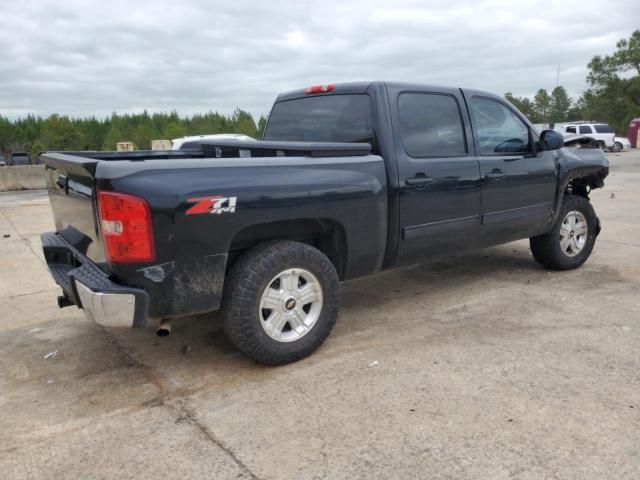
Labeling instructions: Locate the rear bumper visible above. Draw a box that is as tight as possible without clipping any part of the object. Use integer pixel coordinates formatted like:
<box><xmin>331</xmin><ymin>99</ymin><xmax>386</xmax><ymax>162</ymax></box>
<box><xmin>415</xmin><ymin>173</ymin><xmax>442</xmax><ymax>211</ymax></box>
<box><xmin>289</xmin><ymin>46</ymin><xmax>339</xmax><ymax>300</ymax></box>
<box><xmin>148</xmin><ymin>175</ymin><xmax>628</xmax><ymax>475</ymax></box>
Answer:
<box><xmin>41</xmin><ymin>232</ymin><xmax>149</xmax><ymax>328</ymax></box>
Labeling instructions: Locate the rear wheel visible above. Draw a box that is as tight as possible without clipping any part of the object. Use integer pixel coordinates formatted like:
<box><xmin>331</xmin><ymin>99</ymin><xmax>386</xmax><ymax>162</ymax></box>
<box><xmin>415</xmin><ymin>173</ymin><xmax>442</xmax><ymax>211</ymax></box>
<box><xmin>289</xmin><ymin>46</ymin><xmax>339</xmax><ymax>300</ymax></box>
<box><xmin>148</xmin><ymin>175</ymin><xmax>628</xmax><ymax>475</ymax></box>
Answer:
<box><xmin>222</xmin><ymin>240</ymin><xmax>340</xmax><ymax>365</ymax></box>
<box><xmin>530</xmin><ymin>195</ymin><xmax>598</xmax><ymax>270</ymax></box>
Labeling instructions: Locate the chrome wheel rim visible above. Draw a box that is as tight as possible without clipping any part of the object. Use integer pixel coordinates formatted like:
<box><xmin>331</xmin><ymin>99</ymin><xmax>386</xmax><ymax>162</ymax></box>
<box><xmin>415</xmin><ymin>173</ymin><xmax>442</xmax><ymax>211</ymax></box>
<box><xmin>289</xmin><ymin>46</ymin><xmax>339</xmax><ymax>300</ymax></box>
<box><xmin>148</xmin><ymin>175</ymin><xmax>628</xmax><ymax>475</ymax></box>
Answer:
<box><xmin>560</xmin><ymin>211</ymin><xmax>588</xmax><ymax>257</ymax></box>
<box><xmin>259</xmin><ymin>268</ymin><xmax>323</xmax><ymax>342</ymax></box>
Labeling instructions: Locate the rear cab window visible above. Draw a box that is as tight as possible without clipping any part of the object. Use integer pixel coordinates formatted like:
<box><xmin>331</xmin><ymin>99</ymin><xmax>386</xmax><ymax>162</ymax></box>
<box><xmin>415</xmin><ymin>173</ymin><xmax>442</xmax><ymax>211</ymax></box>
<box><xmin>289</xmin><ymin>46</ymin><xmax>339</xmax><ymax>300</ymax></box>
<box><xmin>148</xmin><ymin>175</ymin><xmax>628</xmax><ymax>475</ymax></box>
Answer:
<box><xmin>264</xmin><ymin>94</ymin><xmax>373</xmax><ymax>144</ymax></box>
<box><xmin>397</xmin><ymin>93</ymin><xmax>467</xmax><ymax>157</ymax></box>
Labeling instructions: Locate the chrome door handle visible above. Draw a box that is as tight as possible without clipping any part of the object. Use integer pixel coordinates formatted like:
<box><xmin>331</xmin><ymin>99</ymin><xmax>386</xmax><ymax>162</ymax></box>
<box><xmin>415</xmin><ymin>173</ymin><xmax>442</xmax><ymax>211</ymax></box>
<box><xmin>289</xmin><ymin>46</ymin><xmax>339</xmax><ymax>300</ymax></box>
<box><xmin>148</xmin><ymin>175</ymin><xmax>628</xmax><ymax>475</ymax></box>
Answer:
<box><xmin>406</xmin><ymin>175</ymin><xmax>433</xmax><ymax>186</ymax></box>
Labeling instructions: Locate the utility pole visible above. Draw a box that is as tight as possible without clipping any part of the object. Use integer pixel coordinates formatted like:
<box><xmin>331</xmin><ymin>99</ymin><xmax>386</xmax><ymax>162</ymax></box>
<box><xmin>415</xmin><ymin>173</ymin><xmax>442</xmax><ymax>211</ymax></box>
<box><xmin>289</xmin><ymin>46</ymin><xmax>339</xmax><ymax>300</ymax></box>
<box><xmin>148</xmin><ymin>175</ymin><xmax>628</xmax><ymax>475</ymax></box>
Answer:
<box><xmin>556</xmin><ymin>64</ymin><xmax>560</xmax><ymax>89</ymax></box>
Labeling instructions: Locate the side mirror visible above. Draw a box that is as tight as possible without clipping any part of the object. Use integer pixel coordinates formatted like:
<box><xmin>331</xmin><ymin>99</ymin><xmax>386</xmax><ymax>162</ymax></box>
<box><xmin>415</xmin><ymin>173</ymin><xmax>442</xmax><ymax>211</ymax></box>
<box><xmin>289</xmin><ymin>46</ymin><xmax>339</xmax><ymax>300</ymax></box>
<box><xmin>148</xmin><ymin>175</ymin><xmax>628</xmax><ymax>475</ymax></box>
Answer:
<box><xmin>540</xmin><ymin>129</ymin><xmax>564</xmax><ymax>151</ymax></box>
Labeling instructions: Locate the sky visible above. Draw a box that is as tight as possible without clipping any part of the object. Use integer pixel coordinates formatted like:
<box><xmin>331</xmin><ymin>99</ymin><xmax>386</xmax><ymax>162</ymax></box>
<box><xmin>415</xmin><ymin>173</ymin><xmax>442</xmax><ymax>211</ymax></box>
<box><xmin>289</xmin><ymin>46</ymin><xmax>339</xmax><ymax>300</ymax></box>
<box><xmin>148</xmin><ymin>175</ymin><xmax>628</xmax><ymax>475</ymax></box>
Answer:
<box><xmin>1</xmin><ymin>0</ymin><xmax>638</xmax><ymax>120</ymax></box>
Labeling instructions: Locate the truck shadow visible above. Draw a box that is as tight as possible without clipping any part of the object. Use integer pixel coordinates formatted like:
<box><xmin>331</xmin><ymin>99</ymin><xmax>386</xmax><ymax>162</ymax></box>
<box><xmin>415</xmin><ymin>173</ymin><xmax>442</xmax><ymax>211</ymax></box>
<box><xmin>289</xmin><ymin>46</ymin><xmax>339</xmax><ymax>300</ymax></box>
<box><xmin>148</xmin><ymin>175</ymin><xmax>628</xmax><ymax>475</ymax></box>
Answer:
<box><xmin>143</xmin><ymin>243</ymin><xmax>540</xmax><ymax>356</ymax></box>
<box><xmin>100</xmin><ymin>240</ymin><xmax>624</xmax><ymax>396</ymax></box>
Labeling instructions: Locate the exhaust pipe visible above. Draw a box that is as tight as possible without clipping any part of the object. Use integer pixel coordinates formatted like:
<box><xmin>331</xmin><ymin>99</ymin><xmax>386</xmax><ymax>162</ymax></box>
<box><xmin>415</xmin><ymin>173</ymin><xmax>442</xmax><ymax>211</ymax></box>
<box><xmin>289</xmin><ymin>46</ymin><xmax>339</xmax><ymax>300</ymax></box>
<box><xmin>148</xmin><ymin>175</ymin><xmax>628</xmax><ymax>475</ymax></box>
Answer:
<box><xmin>57</xmin><ymin>295</ymin><xmax>73</xmax><ymax>308</ymax></box>
<box><xmin>157</xmin><ymin>319</ymin><xmax>172</xmax><ymax>337</ymax></box>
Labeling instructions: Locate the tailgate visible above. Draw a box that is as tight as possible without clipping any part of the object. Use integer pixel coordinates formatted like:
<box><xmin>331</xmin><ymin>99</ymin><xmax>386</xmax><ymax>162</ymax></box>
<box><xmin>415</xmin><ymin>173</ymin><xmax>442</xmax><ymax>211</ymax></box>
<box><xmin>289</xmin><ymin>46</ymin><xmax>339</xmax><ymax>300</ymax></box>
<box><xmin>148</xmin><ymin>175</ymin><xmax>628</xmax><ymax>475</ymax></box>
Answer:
<box><xmin>43</xmin><ymin>153</ymin><xmax>106</xmax><ymax>264</ymax></box>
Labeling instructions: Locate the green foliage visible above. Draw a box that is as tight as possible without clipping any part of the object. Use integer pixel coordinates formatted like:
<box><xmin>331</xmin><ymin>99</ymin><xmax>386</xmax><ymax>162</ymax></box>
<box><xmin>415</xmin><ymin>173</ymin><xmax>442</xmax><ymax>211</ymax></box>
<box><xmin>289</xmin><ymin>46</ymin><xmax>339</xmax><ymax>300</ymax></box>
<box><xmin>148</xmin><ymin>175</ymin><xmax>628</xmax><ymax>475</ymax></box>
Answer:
<box><xmin>41</xmin><ymin>114</ymin><xmax>85</xmax><ymax>151</ymax></box>
<box><xmin>30</xmin><ymin>140</ymin><xmax>45</xmax><ymax>160</ymax></box>
<box><xmin>0</xmin><ymin>109</ymin><xmax>262</xmax><ymax>156</ymax></box>
<box><xmin>505</xmin><ymin>92</ymin><xmax>537</xmax><ymax>121</ymax></box>
<box><xmin>533</xmin><ymin>89</ymin><xmax>552</xmax><ymax>121</ymax></box>
<box><xmin>549</xmin><ymin>86</ymin><xmax>572</xmax><ymax>123</ymax></box>
<box><xmin>102</xmin><ymin>124</ymin><xmax>125</xmax><ymax>150</ymax></box>
<box><xmin>257</xmin><ymin>115</ymin><xmax>267</xmax><ymax>139</ymax></box>
<box><xmin>582</xmin><ymin>30</ymin><xmax>640</xmax><ymax>133</ymax></box>
<box><xmin>162</xmin><ymin>121</ymin><xmax>188</xmax><ymax>140</ymax></box>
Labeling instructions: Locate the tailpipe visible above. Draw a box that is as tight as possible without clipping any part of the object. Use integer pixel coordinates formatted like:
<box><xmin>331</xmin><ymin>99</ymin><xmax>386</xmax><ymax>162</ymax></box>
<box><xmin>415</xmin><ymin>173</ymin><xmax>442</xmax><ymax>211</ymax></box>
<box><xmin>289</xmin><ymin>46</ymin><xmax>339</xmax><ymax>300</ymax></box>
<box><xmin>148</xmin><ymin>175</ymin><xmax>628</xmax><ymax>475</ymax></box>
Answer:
<box><xmin>57</xmin><ymin>294</ymin><xmax>73</xmax><ymax>308</ymax></box>
<box><xmin>156</xmin><ymin>319</ymin><xmax>172</xmax><ymax>337</ymax></box>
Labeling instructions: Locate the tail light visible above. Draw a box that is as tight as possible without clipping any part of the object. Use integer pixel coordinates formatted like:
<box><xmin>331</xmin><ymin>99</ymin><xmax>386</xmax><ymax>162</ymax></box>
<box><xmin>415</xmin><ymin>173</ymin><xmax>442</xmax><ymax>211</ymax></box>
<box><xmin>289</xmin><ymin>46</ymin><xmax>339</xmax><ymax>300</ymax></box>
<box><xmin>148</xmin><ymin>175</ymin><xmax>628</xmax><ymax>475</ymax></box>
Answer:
<box><xmin>304</xmin><ymin>84</ymin><xmax>334</xmax><ymax>94</ymax></box>
<box><xmin>97</xmin><ymin>191</ymin><xmax>155</xmax><ymax>263</ymax></box>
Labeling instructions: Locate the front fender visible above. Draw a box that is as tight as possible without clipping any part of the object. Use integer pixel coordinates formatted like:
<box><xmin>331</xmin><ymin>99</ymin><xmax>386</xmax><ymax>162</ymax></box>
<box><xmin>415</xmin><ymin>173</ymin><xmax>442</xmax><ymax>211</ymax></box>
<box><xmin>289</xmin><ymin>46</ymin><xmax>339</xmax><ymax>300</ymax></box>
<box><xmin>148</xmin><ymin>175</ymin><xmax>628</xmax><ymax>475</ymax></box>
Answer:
<box><xmin>550</xmin><ymin>147</ymin><xmax>609</xmax><ymax>226</ymax></box>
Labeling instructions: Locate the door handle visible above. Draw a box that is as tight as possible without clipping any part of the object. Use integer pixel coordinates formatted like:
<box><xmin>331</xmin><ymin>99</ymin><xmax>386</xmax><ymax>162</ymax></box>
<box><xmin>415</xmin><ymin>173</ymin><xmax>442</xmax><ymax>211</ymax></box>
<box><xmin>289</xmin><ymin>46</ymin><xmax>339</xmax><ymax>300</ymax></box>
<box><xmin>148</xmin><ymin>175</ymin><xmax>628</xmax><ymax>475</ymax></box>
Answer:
<box><xmin>406</xmin><ymin>174</ymin><xmax>433</xmax><ymax>186</ymax></box>
<box><xmin>485</xmin><ymin>170</ymin><xmax>506</xmax><ymax>182</ymax></box>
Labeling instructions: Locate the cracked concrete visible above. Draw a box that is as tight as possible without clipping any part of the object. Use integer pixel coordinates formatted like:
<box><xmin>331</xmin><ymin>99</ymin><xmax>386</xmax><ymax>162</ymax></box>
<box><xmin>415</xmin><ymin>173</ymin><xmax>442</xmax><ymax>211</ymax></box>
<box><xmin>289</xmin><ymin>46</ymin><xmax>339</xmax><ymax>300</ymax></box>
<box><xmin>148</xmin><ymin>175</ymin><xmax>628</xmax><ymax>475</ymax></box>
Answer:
<box><xmin>0</xmin><ymin>150</ymin><xmax>639</xmax><ymax>479</ymax></box>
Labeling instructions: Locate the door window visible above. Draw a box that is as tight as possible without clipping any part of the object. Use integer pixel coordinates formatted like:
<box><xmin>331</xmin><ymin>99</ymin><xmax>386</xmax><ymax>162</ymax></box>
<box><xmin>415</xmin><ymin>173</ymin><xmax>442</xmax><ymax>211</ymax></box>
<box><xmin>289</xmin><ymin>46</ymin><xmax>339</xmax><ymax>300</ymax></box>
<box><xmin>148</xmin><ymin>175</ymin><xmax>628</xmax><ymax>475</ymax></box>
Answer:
<box><xmin>565</xmin><ymin>126</ymin><xmax>576</xmax><ymax>134</ymax></box>
<box><xmin>579</xmin><ymin>125</ymin><xmax>593</xmax><ymax>134</ymax></box>
<box><xmin>469</xmin><ymin>98</ymin><xmax>530</xmax><ymax>154</ymax></box>
<box><xmin>398</xmin><ymin>93</ymin><xmax>466</xmax><ymax>157</ymax></box>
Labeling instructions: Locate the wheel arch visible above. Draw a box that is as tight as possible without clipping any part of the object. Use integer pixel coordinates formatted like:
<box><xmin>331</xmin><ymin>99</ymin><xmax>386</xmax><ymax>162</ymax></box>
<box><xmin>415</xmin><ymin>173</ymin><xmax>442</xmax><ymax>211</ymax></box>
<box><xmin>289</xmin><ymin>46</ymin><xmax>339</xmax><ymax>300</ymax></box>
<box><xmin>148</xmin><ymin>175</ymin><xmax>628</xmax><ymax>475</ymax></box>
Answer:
<box><xmin>226</xmin><ymin>218</ymin><xmax>349</xmax><ymax>280</ymax></box>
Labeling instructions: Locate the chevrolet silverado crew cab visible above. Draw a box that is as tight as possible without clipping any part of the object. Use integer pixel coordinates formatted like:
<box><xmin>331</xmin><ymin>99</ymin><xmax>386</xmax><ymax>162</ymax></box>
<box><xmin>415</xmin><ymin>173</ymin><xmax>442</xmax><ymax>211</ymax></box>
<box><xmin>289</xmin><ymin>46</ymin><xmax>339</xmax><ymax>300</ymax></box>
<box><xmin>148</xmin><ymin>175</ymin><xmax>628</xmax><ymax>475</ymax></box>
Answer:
<box><xmin>41</xmin><ymin>82</ymin><xmax>609</xmax><ymax>365</ymax></box>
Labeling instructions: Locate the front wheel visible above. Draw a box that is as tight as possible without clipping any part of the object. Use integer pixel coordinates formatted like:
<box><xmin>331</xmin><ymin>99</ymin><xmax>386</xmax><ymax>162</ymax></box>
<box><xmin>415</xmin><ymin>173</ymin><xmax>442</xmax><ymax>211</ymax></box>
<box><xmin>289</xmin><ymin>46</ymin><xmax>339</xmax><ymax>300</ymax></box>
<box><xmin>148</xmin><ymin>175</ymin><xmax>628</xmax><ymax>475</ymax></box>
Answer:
<box><xmin>530</xmin><ymin>195</ymin><xmax>599</xmax><ymax>270</ymax></box>
<box><xmin>222</xmin><ymin>240</ymin><xmax>340</xmax><ymax>365</ymax></box>
<box><xmin>611</xmin><ymin>141</ymin><xmax>623</xmax><ymax>153</ymax></box>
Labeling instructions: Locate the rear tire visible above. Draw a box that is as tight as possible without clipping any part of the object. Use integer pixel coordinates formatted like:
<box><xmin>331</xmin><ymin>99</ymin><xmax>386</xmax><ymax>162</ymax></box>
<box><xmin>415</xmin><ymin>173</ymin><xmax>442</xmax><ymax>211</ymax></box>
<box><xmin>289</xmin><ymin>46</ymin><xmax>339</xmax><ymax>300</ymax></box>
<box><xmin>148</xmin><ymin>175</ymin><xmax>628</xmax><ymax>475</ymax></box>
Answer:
<box><xmin>530</xmin><ymin>195</ymin><xmax>598</xmax><ymax>270</ymax></box>
<box><xmin>222</xmin><ymin>240</ymin><xmax>340</xmax><ymax>365</ymax></box>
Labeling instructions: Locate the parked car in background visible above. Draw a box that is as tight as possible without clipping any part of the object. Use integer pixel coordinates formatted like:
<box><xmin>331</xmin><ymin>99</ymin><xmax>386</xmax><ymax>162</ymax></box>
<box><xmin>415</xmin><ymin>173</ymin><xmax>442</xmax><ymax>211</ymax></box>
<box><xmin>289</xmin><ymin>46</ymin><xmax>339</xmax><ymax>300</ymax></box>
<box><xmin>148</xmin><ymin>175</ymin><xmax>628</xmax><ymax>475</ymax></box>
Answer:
<box><xmin>9</xmin><ymin>152</ymin><xmax>31</xmax><ymax>165</ymax></box>
<box><xmin>0</xmin><ymin>160</ymin><xmax>6</xmax><ymax>167</ymax></box>
<box><xmin>611</xmin><ymin>136</ymin><xmax>631</xmax><ymax>152</ymax></box>
<box><xmin>554</xmin><ymin>122</ymin><xmax>615</xmax><ymax>150</ymax></box>
<box><xmin>171</xmin><ymin>133</ymin><xmax>254</xmax><ymax>150</ymax></box>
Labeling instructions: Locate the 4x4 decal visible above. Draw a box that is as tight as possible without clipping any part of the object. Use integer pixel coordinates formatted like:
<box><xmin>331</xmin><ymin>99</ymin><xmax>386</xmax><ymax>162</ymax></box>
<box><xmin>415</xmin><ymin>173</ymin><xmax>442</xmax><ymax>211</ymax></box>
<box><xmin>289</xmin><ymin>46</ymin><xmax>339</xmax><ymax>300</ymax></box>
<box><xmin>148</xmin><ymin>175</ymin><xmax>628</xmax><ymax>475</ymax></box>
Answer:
<box><xmin>186</xmin><ymin>196</ymin><xmax>237</xmax><ymax>215</ymax></box>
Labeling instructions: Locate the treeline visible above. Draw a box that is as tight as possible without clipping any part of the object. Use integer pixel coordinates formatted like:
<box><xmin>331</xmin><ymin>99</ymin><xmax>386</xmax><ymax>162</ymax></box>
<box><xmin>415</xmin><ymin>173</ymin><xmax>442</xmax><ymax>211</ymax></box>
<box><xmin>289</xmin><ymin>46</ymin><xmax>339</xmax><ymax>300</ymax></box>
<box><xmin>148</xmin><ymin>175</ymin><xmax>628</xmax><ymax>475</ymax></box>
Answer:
<box><xmin>0</xmin><ymin>109</ymin><xmax>267</xmax><ymax>158</ymax></box>
<box><xmin>506</xmin><ymin>30</ymin><xmax>640</xmax><ymax>134</ymax></box>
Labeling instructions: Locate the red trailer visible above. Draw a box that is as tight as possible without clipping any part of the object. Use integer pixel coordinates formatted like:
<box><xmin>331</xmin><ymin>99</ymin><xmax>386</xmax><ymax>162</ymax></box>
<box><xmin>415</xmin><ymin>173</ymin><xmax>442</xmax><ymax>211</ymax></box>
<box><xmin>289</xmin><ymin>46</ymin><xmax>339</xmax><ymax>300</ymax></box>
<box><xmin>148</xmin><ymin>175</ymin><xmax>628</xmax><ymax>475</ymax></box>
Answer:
<box><xmin>628</xmin><ymin>118</ymin><xmax>640</xmax><ymax>148</ymax></box>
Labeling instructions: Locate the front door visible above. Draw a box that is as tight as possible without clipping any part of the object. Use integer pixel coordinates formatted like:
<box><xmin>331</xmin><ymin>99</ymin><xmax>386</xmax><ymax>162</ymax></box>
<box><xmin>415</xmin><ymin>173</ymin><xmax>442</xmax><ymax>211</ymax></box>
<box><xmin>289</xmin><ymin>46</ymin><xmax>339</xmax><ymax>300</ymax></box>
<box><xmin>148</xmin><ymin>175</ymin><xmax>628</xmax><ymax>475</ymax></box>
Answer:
<box><xmin>390</xmin><ymin>85</ymin><xmax>482</xmax><ymax>265</ymax></box>
<box><xmin>464</xmin><ymin>93</ymin><xmax>558</xmax><ymax>242</ymax></box>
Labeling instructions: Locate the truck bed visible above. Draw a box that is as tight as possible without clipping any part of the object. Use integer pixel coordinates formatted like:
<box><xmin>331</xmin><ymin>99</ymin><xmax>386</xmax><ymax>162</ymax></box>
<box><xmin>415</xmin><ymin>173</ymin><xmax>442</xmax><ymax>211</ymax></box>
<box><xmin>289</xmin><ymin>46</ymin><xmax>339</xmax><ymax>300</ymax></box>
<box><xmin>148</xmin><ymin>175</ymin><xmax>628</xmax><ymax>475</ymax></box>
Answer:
<box><xmin>42</xmin><ymin>140</ymin><xmax>387</xmax><ymax>320</ymax></box>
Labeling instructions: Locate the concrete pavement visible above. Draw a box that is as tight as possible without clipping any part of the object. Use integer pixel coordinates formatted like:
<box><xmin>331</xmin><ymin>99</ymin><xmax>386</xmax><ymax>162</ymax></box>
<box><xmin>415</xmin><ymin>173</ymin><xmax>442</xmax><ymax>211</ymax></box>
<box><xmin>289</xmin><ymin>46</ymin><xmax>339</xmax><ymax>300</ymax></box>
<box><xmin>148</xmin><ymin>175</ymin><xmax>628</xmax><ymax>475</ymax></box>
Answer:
<box><xmin>1</xmin><ymin>150</ymin><xmax>639</xmax><ymax>479</ymax></box>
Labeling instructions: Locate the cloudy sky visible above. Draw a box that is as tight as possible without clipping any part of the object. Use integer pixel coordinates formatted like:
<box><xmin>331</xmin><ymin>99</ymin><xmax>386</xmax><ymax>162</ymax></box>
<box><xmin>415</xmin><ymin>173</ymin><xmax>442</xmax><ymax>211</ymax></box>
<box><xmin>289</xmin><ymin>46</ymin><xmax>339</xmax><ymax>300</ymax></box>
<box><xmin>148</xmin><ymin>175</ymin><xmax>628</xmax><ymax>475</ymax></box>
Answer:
<box><xmin>1</xmin><ymin>0</ymin><xmax>638</xmax><ymax>120</ymax></box>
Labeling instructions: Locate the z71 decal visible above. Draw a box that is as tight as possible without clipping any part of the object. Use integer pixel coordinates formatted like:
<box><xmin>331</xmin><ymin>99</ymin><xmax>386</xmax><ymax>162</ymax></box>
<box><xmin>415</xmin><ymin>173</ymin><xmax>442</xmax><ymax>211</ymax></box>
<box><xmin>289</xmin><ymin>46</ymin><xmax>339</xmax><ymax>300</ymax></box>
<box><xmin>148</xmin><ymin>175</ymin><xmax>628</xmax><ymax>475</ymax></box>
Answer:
<box><xmin>186</xmin><ymin>196</ymin><xmax>237</xmax><ymax>215</ymax></box>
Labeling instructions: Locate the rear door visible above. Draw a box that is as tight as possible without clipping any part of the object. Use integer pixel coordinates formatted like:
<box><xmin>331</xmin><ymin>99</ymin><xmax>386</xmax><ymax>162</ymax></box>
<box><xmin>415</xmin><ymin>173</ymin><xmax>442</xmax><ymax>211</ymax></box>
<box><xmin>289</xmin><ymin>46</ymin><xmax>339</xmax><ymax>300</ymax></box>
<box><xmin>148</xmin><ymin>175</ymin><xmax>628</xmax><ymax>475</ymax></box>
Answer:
<box><xmin>464</xmin><ymin>93</ymin><xmax>557</xmax><ymax>241</ymax></box>
<box><xmin>388</xmin><ymin>85</ymin><xmax>482</xmax><ymax>264</ymax></box>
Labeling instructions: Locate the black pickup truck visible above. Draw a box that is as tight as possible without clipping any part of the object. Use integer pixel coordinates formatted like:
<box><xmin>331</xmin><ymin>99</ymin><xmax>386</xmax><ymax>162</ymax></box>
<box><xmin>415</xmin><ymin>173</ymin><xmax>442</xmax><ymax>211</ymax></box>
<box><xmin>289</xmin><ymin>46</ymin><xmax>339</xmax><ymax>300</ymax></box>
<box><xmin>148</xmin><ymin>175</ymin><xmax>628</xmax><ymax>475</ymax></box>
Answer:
<box><xmin>41</xmin><ymin>82</ymin><xmax>609</xmax><ymax>365</ymax></box>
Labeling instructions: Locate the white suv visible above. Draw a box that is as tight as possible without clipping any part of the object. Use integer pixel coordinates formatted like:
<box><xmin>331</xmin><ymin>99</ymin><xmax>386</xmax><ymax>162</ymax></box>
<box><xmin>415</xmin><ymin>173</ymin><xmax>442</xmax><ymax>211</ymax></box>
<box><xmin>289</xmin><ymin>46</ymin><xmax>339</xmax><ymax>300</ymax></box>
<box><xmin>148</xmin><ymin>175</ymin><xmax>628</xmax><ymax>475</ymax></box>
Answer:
<box><xmin>555</xmin><ymin>122</ymin><xmax>615</xmax><ymax>149</ymax></box>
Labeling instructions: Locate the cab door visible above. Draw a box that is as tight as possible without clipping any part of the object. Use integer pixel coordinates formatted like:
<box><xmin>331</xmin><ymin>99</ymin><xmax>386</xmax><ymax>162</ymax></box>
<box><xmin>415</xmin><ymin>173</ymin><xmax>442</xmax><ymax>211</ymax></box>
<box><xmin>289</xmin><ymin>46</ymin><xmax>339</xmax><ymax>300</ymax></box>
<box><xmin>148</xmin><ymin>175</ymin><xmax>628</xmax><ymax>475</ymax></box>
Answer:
<box><xmin>389</xmin><ymin>85</ymin><xmax>482</xmax><ymax>265</ymax></box>
<box><xmin>464</xmin><ymin>93</ymin><xmax>558</xmax><ymax>242</ymax></box>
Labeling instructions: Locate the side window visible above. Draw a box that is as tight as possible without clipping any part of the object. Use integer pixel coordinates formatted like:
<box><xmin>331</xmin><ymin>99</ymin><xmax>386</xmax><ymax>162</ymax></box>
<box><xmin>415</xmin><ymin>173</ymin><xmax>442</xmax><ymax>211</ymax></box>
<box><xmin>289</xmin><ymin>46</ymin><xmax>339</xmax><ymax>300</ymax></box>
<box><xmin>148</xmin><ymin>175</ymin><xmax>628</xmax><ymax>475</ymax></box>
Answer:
<box><xmin>579</xmin><ymin>125</ymin><xmax>593</xmax><ymax>134</ymax></box>
<box><xmin>469</xmin><ymin>97</ymin><xmax>530</xmax><ymax>154</ymax></box>
<box><xmin>566</xmin><ymin>126</ymin><xmax>576</xmax><ymax>134</ymax></box>
<box><xmin>398</xmin><ymin>93</ymin><xmax>466</xmax><ymax>157</ymax></box>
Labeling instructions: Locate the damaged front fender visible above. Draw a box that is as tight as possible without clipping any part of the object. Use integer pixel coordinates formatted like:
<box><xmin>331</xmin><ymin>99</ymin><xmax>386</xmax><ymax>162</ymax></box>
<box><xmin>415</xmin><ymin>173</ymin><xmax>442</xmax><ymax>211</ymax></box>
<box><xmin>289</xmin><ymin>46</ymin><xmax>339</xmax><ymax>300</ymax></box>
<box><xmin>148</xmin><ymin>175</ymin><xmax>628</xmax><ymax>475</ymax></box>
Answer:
<box><xmin>549</xmin><ymin>146</ymin><xmax>609</xmax><ymax>227</ymax></box>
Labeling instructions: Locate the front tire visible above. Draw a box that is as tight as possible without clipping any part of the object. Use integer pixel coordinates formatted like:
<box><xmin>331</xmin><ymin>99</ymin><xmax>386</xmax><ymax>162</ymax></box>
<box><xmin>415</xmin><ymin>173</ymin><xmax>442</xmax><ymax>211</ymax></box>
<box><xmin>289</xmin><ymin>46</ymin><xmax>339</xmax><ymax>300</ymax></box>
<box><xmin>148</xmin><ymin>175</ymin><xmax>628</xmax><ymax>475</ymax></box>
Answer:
<box><xmin>530</xmin><ymin>195</ymin><xmax>599</xmax><ymax>270</ymax></box>
<box><xmin>222</xmin><ymin>240</ymin><xmax>340</xmax><ymax>365</ymax></box>
<box><xmin>611</xmin><ymin>141</ymin><xmax>623</xmax><ymax>153</ymax></box>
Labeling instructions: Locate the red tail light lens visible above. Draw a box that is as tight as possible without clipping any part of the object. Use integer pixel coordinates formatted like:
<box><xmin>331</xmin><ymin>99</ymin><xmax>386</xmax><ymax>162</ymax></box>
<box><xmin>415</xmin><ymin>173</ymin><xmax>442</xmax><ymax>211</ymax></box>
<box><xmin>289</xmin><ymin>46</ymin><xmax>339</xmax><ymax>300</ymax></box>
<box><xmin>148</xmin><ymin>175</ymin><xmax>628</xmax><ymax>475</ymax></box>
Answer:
<box><xmin>304</xmin><ymin>84</ymin><xmax>335</xmax><ymax>94</ymax></box>
<box><xmin>97</xmin><ymin>191</ymin><xmax>155</xmax><ymax>263</ymax></box>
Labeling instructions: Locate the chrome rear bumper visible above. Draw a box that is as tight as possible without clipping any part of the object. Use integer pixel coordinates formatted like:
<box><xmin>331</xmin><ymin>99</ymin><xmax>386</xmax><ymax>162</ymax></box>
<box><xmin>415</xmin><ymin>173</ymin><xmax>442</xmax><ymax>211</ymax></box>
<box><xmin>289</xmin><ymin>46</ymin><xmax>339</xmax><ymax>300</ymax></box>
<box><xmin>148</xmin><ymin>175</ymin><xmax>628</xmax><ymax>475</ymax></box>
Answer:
<box><xmin>42</xmin><ymin>231</ymin><xmax>149</xmax><ymax>328</ymax></box>
<box><xmin>75</xmin><ymin>281</ymin><xmax>137</xmax><ymax>328</ymax></box>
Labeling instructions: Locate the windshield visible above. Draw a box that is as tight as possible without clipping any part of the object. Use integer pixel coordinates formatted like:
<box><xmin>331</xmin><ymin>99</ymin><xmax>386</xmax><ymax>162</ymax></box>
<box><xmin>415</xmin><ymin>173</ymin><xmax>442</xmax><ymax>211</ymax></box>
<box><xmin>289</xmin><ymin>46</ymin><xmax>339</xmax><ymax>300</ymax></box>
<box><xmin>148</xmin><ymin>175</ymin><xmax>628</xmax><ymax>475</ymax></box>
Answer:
<box><xmin>264</xmin><ymin>94</ymin><xmax>373</xmax><ymax>144</ymax></box>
